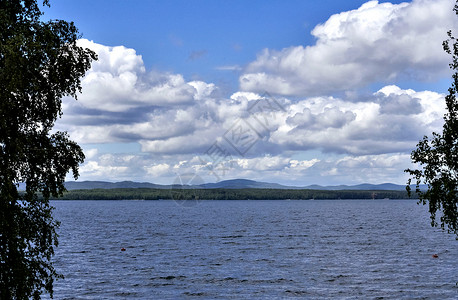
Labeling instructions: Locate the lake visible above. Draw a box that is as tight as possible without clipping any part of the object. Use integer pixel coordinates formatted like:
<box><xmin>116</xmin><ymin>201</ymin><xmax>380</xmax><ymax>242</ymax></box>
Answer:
<box><xmin>45</xmin><ymin>199</ymin><xmax>457</xmax><ymax>299</ymax></box>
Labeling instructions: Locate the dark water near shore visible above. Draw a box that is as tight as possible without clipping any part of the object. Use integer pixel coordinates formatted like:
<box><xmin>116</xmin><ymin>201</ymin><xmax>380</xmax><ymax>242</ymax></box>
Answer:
<box><xmin>45</xmin><ymin>200</ymin><xmax>457</xmax><ymax>299</ymax></box>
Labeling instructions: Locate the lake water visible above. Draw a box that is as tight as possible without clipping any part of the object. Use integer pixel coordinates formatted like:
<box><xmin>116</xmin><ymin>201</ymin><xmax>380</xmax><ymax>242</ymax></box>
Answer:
<box><xmin>45</xmin><ymin>200</ymin><xmax>457</xmax><ymax>299</ymax></box>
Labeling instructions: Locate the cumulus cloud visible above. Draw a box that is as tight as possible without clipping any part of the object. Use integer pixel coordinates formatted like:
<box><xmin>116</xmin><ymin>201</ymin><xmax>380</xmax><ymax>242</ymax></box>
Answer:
<box><xmin>72</xmin><ymin>149</ymin><xmax>413</xmax><ymax>186</ymax></box>
<box><xmin>56</xmin><ymin>37</ymin><xmax>448</xmax><ymax>186</ymax></box>
<box><xmin>72</xmin><ymin>39</ymin><xmax>205</xmax><ymax>112</ymax></box>
<box><xmin>308</xmin><ymin>153</ymin><xmax>413</xmax><ymax>185</ymax></box>
<box><xmin>79</xmin><ymin>155</ymin><xmax>132</xmax><ymax>181</ymax></box>
<box><xmin>236</xmin><ymin>156</ymin><xmax>291</xmax><ymax>171</ymax></box>
<box><xmin>146</xmin><ymin>163</ymin><xmax>171</xmax><ymax>176</ymax></box>
<box><xmin>61</xmin><ymin>40</ymin><xmax>446</xmax><ymax>158</ymax></box>
<box><xmin>240</xmin><ymin>0</ymin><xmax>457</xmax><ymax>96</ymax></box>
<box><xmin>273</xmin><ymin>86</ymin><xmax>446</xmax><ymax>155</ymax></box>
<box><xmin>377</xmin><ymin>93</ymin><xmax>423</xmax><ymax>115</ymax></box>
<box><xmin>287</xmin><ymin>107</ymin><xmax>356</xmax><ymax>129</ymax></box>
<box><xmin>61</xmin><ymin>75</ymin><xmax>445</xmax><ymax>158</ymax></box>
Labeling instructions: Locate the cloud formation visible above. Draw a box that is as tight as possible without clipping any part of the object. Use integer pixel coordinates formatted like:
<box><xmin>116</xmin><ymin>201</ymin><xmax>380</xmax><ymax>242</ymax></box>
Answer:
<box><xmin>240</xmin><ymin>0</ymin><xmax>457</xmax><ymax>96</ymax></box>
<box><xmin>58</xmin><ymin>41</ymin><xmax>446</xmax><ymax>183</ymax></box>
<box><xmin>58</xmin><ymin>0</ymin><xmax>452</xmax><ymax>186</ymax></box>
<box><xmin>71</xmin><ymin>39</ymin><xmax>202</xmax><ymax>112</ymax></box>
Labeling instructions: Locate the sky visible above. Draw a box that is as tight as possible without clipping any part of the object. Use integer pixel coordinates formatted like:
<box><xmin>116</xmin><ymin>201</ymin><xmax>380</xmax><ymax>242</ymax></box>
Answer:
<box><xmin>42</xmin><ymin>0</ymin><xmax>458</xmax><ymax>186</ymax></box>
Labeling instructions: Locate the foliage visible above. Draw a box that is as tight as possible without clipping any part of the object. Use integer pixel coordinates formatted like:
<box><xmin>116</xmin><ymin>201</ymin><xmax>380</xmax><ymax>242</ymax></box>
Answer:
<box><xmin>405</xmin><ymin>5</ymin><xmax>458</xmax><ymax>237</ymax></box>
<box><xmin>51</xmin><ymin>188</ymin><xmax>414</xmax><ymax>201</ymax></box>
<box><xmin>0</xmin><ymin>0</ymin><xmax>96</xmax><ymax>298</ymax></box>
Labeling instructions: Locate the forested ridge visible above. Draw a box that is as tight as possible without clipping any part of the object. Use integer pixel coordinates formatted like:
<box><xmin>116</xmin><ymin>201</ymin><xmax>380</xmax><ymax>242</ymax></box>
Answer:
<box><xmin>47</xmin><ymin>188</ymin><xmax>416</xmax><ymax>200</ymax></box>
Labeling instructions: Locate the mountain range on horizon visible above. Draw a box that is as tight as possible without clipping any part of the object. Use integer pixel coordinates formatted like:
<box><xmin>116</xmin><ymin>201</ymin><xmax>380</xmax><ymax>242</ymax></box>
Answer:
<box><xmin>60</xmin><ymin>179</ymin><xmax>422</xmax><ymax>191</ymax></box>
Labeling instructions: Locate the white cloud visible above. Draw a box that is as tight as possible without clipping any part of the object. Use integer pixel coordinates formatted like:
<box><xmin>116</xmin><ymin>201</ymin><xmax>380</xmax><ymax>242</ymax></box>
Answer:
<box><xmin>376</xmin><ymin>85</ymin><xmax>446</xmax><ymax>129</ymax></box>
<box><xmin>328</xmin><ymin>153</ymin><xmax>413</xmax><ymax>184</ymax></box>
<box><xmin>84</xmin><ymin>148</ymin><xmax>98</xmax><ymax>159</ymax></box>
<box><xmin>71</xmin><ymin>149</ymin><xmax>415</xmax><ymax>186</ymax></box>
<box><xmin>272</xmin><ymin>86</ymin><xmax>446</xmax><ymax>155</ymax></box>
<box><xmin>79</xmin><ymin>159</ymin><xmax>130</xmax><ymax>181</ymax></box>
<box><xmin>236</xmin><ymin>156</ymin><xmax>291</xmax><ymax>171</ymax></box>
<box><xmin>146</xmin><ymin>163</ymin><xmax>170</xmax><ymax>176</ymax></box>
<box><xmin>139</xmin><ymin>127</ymin><xmax>220</xmax><ymax>154</ymax></box>
<box><xmin>188</xmin><ymin>81</ymin><xmax>217</xmax><ymax>100</ymax></box>
<box><xmin>74</xmin><ymin>39</ymin><xmax>200</xmax><ymax>112</ymax></box>
<box><xmin>215</xmin><ymin>65</ymin><xmax>242</xmax><ymax>71</ymax></box>
<box><xmin>60</xmin><ymin>38</ymin><xmax>447</xmax><ymax>159</ymax></box>
<box><xmin>287</xmin><ymin>106</ymin><xmax>356</xmax><ymax>129</ymax></box>
<box><xmin>56</xmin><ymin>37</ymin><xmax>449</xmax><ymax>186</ymax></box>
<box><xmin>240</xmin><ymin>0</ymin><xmax>457</xmax><ymax>96</ymax></box>
<box><xmin>61</xmin><ymin>76</ymin><xmax>446</xmax><ymax>156</ymax></box>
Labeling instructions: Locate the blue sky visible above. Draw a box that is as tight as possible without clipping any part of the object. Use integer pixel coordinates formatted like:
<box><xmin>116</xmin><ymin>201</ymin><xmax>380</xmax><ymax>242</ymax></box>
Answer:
<box><xmin>44</xmin><ymin>0</ymin><xmax>458</xmax><ymax>186</ymax></box>
<box><xmin>45</xmin><ymin>0</ymin><xmax>408</xmax><ymax>93</ymax></box>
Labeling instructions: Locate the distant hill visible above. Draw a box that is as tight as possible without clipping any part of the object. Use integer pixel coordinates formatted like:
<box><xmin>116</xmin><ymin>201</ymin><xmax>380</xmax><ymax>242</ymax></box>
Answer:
<box><xmin>60</xmin><ymin>179</ymin><xmax>423</xmax><ymax>191</ymax></box>
<box><xmin>64</xmin><ymin>181</ymin><xmax>169</xmax><ymax>190</ymax></box>
<box><xmin>200</xmin><ymin>179</ymin><xmax>289</xmax><ymax>189</ymax></box>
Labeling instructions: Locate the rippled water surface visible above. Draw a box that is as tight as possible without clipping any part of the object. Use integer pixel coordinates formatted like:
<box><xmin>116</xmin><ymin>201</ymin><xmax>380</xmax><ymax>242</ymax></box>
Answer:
<box><xmin>46</xmin><ymin>200</ymin><xmax>457</xmax><ymax>299</ymax></box>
